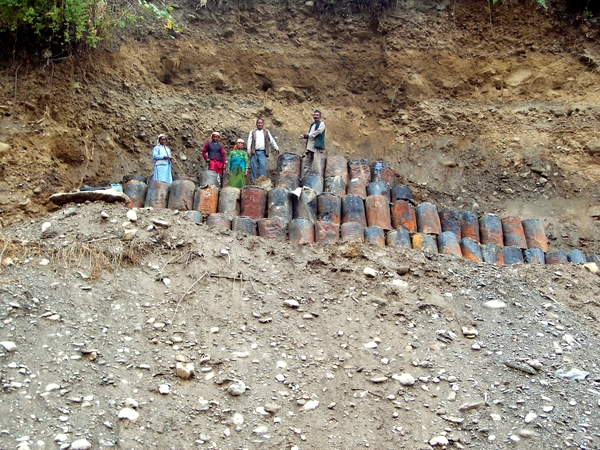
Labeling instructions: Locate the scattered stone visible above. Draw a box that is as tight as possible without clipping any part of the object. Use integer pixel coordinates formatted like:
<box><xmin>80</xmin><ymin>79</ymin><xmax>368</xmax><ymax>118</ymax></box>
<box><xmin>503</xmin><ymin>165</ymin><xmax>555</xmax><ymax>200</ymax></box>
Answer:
<box><xmin>232</xmin><ymin>413</ymin><xmax>244</xmax><ymax>425</ymax></box>
<box><xmin>524</xmin><ymin>412</ymin><xmax>537</xmax><ymax>423</ymax></box>
<box><xmin>284</xmin><ymin>300</ymin><xmax>300</xmax><ymax>308</ymax></box>
<box><xmin>394</xmin><ymin>373</ymin><xmax>415</xmax><ymax>386</ymax></box>
<box><xmin>41</xmin><ymin>222</ymin><xmax>52</xmax><ymax>233</ymax></box>
<box><xmin>159</xmin><ymin>384</ymin><xmax>170</xmax><ymax>395</ymax></box>
<box><xmin>127</xmin><ymin>210</ymin><xmax>138</xmax><ymax>222</ymax></box>
<box><xmin>370</xmin><ymin>296</ymin><xmax>388</xmax><ymax>306</ymax></box>
<box><xmin>363</xmin><ymin>267</ymin><xmax>378</xmax><ymax>277</ymax></box>
<box><xmin>118</xmin><ymin>407</ymin><xmax>140</xmax><ymax>422</ymax></box>
<box><xmin>555</xmin><ymin>367</ymin><xmax>589</xmax><ymax>381</ymax></box>
<box><xmin>471</xmin><ymin>343</ymin><xmax>481</xmax><ymax>351</ymax></box>
<box><xmin>100</xmin><ymin>211</ymin><xmax>109</xmax><ymax>219</ymax></box>
<box><xmin>482</xmin><ymin>300</ymin><xmax>507</xmax><ymax>309</ymax></box>
<box><xmin>176</xmin><ymin>362</ymin><xmax>195</xmax><ymax>380</ymax></box>
<box><xmin>123</xmin><ymin>228</ymin><xmax>138</xmax><ymax>240</ymax></box>
<box><xmin>227</xmin><ymin>380</ymin><xmax>246</xmax><ymax>396</ymax></box>
<box><xmin>151</xmin><ymin>218</ymin><xmax>170</xmax><ymax>227</ymax></box>
<box><xmin>39</xmin><ymin>258</ymin><xmax>50</xmax><ymax>266</ymax></box>
<box><xmin>370</xmin><ymin>376</ymin><xmax>388</xmax><ymax>383</ymax></box>
<box><xmin>583</xmin><ymin>262</ymin><xmax>598</xmax><ymax>274</ymax></box>
<box><xmin>0</xmin><ymin>341</ymin><xmax>17</xmax><ymax>352</ymax></box>
<box><xmin>517</xmin><ymin>429</ymin><xmax>537</xmax><ymax>439</ymax></box>
<box><xmin>429</xmin><ymin>436</ymin><xmax>449</xmax><ymax>446</ymax></box>
<box><xmin>505</xmin><ymin>360</ymin><xmax>537</xmax><ymax>375</ymax></box>
<box><xmin>543</xmin><ymin>405</ymin><xmax>554</xmax><ymax>413</ymax></box>
<box><xmin>525</xmin><ymin>359</ymin><xmax>542</xmax><ymax>371</ymax></box>
<box><xmin>303</xmin><ymin>400</ymin><xmax>319</xmax><ymax>411</ymax></box>
<box><xmin>45</xmin><ymin>383</ymin><xmax>60</xmax><ymax>392</ymax></box>
<box><xmin>364</xmin><ymin>341</ymin><xmax>378</xmax><ymax>349</ymax></box>
<box><xmin>253</xmin><ymin>426</ymin><xmax>268</xmax><ymax>434</ymax></box>
<box><xmin>124</xmin><ymin>398</ymin><xmax>138</xmax><ymax>408</ymax></box>
<box><xmin>462</xmin><ymin>326</ymin><xmax>478</xmax><ymax>338</ymax></box>
<box><xmin>70</xmin><ymin>439</ymin><xmax>92</xmax><ymax>450</ymax></box>
<box><xmin>459</xmin><ymin>401</ymin><xmax>484</xmax><ymax>412</ymax></box>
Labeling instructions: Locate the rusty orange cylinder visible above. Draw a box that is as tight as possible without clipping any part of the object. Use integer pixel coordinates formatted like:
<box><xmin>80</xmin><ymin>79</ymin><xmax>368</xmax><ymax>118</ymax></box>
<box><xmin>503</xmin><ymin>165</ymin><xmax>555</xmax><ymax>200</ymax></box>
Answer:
<box><xmin>317</xmin><ymin>193</ymin><xmax>341</xmax><ymax>225</ymax></box>
<box><xmin>145</xmin><ymin>180</ymin><xmax>170</xmax><ymax>209</ymax></box>
<box><xmin>365</xmin><ymin>195</ymin><xmax>393</xmax><ymax>230</ymax></box>
<box><xmin>416</xmin><ymin>202</ymin><xmax>442</xmax><ymax>235</ymax></box>
<box><xmin>411</xmin><ymin>233</ymin><xmax>438</xmax><ymax>253</ymax></box>
<box><xmin>386</xmin><ymin>228</ymin><xmax>411</xmax><ymax>249</ymax></box>
<box><xmin>241</xmin><ymin>186</ymin><xmax>267</xmax><ymax>219</ymax></box>
<box><xmin>365</xmin><ymin>226</ymin><xmax>385</xmax><ymax>248</ymax></box>
<box><xmin>391</xmin><ymin>200</ymin><xmax>417</xmax><ymax>234</ymax></box>
<box><xmin>206</xmin><ymin>213</ymin><xmax>231</xmax><ymax>229</ymax></box>
<box><xmin>479</xmin><ymin>214</ymin><xmax>503</xmax><ymax>246</ymax></box>
<box><xmin>194</xmin><ymin>185</ymin><xmax>219</xmax><ymax>216</ymax></box>
<box><xmin>348</xmin><ymin>159</ymin><xmax>371</xmax><ymax>185</ymax></box>
<box><xmin>460</xmin><ymin>211</ymin><xmax>480</xmax><ymax>243</ymax></box>
<box><xmin>276</xmin><ymin>171</ymin><xmax>300</xmax><ymax>191</ymax></box>
<box><xmin>346</xmin><ymin>178</ymin><xmax>367</xmax><ymax>199</ymax></box>
<box><xmin>460</xmin><ymin>237</ymin><xmax>483</xmax><ymax>262</ymax></box>
<box><xmin>340</xmin><ymin>222</ymin><xmax>364</xmax><ymax>243</ymax></box>
<box><xmin>522</xmin><ymin>219</ymin><xmax>548</xmax><ymax>252</ymax></box>
<box><xmin>289</xmin><ymin>218</ymin><xmax>315</xmax><ymax>244</ymax></box>
<box><xmin>123</xmin><ymin>179</ymin><xmax>148</xmax><ymax>208</ymax></box>
<box><xmin>482</xmin><ymin>243</ymin><xmax>504</xmax><ymax>265</ymax></box>
<box><xmin>439</xmin><ymin>207</ymin><xmax>461</xmax><ymax>241</ymax></box>
<box><xmin>524</xmin><ymin>248</ymin><xmax>545</xmax><ymax>264</ymax></box>
<box><xmin>325</xmin><ymin>155</ymin><xmax>349</xmax><ymax>184</ymax></box>
<box><xmin>257</xmin><ymin>217</ymin><xmax>287</xmax><ymax>242</ymax></box>
<box><xmin>501</xmin><ymin>216</ymin><xmax>527</xmax><ymax>249</ymax></box>
<box><xmin>168</xmin><ymin>179</ymin><xmax>196</xmax><ymax>211</ymax></box>
<box><xmin>546</xmin><ymin>250</ymin><xmax>568</xmax><ymax>264</ymax></box>
<box><xmin>218</xmin><ymin>187</ymin><xmax>241</xmax><ymax>217</ymax></box>
<box><xmin>437</xmin><ymin>231</ymin><xmax>462</xmax><ymax>257</ymax></box>
<box><xmin>342</xmin><ymin>195</ymin><xmax>367</xmax><ymax>227</ymax></box>
<box><xmin>315</xmin><ymin>219</ymin><xmax>339</xmax><ymax>244</ymax></box>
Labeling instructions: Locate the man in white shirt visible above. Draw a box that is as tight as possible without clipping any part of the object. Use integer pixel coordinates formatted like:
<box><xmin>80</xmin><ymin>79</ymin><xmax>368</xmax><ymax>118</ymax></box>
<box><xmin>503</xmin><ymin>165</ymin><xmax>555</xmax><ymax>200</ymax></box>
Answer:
<box><xmin>299</xmin><ymin>109</ymin><xmax>326</xmax><ymax>176</ymax></box>
<box><xmin>247</xmin><ymin>118</ymin><xmax>279</xmax><ymax>182</ymax></box>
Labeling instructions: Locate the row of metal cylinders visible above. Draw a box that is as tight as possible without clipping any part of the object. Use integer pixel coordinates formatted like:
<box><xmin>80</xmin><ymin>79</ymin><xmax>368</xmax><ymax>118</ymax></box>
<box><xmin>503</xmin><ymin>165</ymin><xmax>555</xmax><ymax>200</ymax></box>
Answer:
<box><xmin>121</xmin><ymin>154</ymin><xmax>594</xmax><ymax>266</ymax></box>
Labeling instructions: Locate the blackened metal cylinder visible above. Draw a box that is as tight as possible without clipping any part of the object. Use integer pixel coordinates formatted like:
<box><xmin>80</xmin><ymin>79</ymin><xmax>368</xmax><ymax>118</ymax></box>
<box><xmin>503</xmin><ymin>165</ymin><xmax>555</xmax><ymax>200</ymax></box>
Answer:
<box><xmin>482</xmin><ymin>243</ymin><xmax>504</xmax><ymax>265</ymax></box>
<box><xmin>371</xmin><ymin>161</ymin><xmax>395</xmax><ymax>188</ymax></box>
<box><xmin>439</xmin><ymin>207</ymin><xmax>461</xmax><ymax>241</ymax></box>
<box><xmin>391</xmin><ymin>185</ymin><xmax>413</xmax><ymax>203</ymax></box>
<box><xmin>366</xmin><ymin>181</ymin><xmax>391</xmax><ymax>201</ymax></box>
<box><xmin>340</xmin><ymin>222</ymin><xmax>364</xmax><ymax>243</ymax></box>
<box><xmin>294</xmin><ymin>187</ymin><xmax>318</xmax><ymax>223</ymax></box>
<box><xmin>324</xmin><ymin>155</ymin><xmax>349</xmax><ymax>184</ymax></box>
<box><xmin>460</xmin><ymin>237</ymin><xmax>483</xmax><ymax>262</ymax></box>
<box><xmin>546</xmin><ymin>250</ymin><xmax>568</xmax><ymax>264</ymax></box>
<box><xmin>348</xmin><ymin>159</ymin><xmax>371</xmax><ymax>185</ymax></box>
<box><xmin>416</xmin><ymin>202</ymin><xmax>442</xmax><ymax>235</ymax></box>
<box><xmin>289</xmin><ymin>218</ymin><xmax>315</xmax><ymax>244</ymax></box>
<box><xmin>194</xmin><ymin>185</ymin><xmax>219</xmax><ymax>216</ymax></box>
<box><xmin>257</xmin><ymin>217</ymin><xmax>287</xmax><ymax>242</ymax></box>
<box><xmin>276</xmin><ymin>171</ymin><xmax>300</xmax><ymax>191</ymax></box>
<box><xmin>437</xmin><ymin>231</ymin><xmax>462</xmax><ymax>257</ymax></box>
<box><xmin>346</xmin><ymin>178</ymin><xmax>367</xmax><ymax>199</ymax></box>
<box><xmin>502</xmin><ymin>246</ymin><xmax>524</xmax><ymax>265</ymax></box>
<box><xmin>522</xmin><ymin>218</ymin><xmax>548</xmax><ymax>252</ymax></box>
<box><xmin>277</xmin><ymin>153</ymin><xmax>302</xmax><ymax>177</ymax></box>
<box><xmin>479</xmin><ymin>214</ymin><xmax>503</xmax><ymax>246</ymax></box>
<box><xmin>460</xmin><ymin>211</ymin><xmax>480</xmax><ymax>243</ymax></box>
<box><xmin>268</xmin><ymin>187</ymin><xmax>293</xmax><ymax>225</ymax></box>
<box><xmin>386</xmin><ymin>228</ymin><xmax>411</xmax><ymax>249</ymax></box>
<box><xmin>123</xmin><ymin>179</ymin><xmax>148</xmax><ymax>208</ymax></box>
<box><xmin>324</xmin><ymin>176</ymin><xmax>346</xmax><ymax>197</ymax></box>
<box><xmin>568</xmin><ymin>249</ymin><xmax>586</xmax><ymax>264</ymax></box>
<box><xmin>315</xmin><ymin>219</ymin><xmax>339</xmax><ymax>244</ymax></box>
<box><xmin>317</xmin><ymin>193</ymin><xmax>342</xmax><ymax>225</ymax></box>
<box><xmin>411</xmin><ymin>233</ymin><xmax>438</xmax><ymax>253</ymax></box>
<box><xmin>301</xmin><ymin>174</ymin><xmax>324</xmax><ymax>195</ymax></box>
<box><xmin>206</xmin><ymin>213</ymin><xmax>231</xmax><ymax>229</ymax></box>
<box><xmin>342</xmin><ymin>194</ymin><xmax>367</xmax><ymax>227</ymax></box>
<box><xmin>218</xmin><ymin>186</ymin><xmax>241</xmax><ymax>217</ymax></box>
<box><xmin>364</xmin><ymin>226</ymin><xmax>385</xmax><ymax>248</ymax></box>
<box><xmin>232</xmin><ymin>216</ymin><xmax>256</xmax><ymax>235</ymax></box>
<box><xmin>145</xmin><ymin>180</ymin><xmax>170</xmax><ymax>209</ymax></box>
<box><xmin>524</xmin><ymin>248</ymin><xmax>545</xmax><ymax>264</ymax></box>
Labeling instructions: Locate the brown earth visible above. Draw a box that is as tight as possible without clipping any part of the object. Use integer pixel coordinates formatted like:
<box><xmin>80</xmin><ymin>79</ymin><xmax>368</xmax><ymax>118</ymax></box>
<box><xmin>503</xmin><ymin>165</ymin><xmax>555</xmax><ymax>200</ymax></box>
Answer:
<box><xmin>1</xmin><ymin>0</ymin><xmax>600</xmax><ymax>449</ymax></box>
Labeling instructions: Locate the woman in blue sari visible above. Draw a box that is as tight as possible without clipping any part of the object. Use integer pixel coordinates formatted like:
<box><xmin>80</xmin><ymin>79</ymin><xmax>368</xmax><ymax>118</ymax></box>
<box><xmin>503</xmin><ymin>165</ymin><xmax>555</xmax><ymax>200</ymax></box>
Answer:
<box><xmin>152</xmin><ymin>134</ymin><xmax>173</xmax><ymax>183</ymax></box>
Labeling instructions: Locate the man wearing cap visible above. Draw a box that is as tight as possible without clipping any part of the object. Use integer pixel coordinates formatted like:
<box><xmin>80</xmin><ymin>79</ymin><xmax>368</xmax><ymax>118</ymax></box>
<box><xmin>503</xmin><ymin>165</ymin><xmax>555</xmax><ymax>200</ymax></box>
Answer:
<box><xmin>227</xmin><ymin>138</ymin><xmax>249</xmax><ymax>188</ymax></box>
<box><xmin>202</xmin><ymin>132</ymin><xmax>226</xmax><ymax>177</ymax></box>
<box><xmin>247</xmin><ymin>118</ymin><xmax>279</xmax><ymax>182</ymax></box>
<box><xmin>299</xmin><ymin>109</ymin><xmax>326</xmax><ymax>176</ymax></box>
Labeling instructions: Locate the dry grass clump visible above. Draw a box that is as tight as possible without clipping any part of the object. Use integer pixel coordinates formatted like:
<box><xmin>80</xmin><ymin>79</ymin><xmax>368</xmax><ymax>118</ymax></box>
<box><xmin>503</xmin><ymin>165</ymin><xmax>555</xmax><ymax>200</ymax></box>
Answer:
<box><xmin>0</xmin><ymin>236</ymin><xmax>41</xmax><ymax>273</ymax></box>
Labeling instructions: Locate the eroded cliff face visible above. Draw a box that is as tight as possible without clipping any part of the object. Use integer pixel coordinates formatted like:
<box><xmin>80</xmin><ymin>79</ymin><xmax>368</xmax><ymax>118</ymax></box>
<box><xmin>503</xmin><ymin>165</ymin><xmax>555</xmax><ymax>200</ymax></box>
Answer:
<box><xmin>0</xmin><ymin>0</ymin><xmax>599</xmax><ymax>249</ymax></box>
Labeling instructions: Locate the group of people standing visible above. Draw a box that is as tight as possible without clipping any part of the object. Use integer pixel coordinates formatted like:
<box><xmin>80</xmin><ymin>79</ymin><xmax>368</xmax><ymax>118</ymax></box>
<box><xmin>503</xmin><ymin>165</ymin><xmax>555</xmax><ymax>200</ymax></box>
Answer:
<box><xmin>152</xmin><ymin>110</ymin><xmax>326</xmax><ymax>188</ymax></box>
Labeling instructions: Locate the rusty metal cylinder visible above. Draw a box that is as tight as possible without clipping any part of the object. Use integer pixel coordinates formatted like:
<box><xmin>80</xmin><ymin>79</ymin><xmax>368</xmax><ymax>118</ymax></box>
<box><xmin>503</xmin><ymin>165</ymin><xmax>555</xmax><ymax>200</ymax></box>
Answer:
<box><xmin>241</xmin><ymin>186</ymin><xmax>267</xmax><ymax>219</ymax></box>
<box><xmin>524</xmin><ymin>248</ymin><xmax>545</xmax><ymax>264</ymax></box>
<box><xmin>460</xmin><ymin>237</ymin><xmax>483</xmax><ymax>262</ymax></box>
<box><xmin>437</xmin><ymin>231</ymin><xmax>462</xmax><ymax>257</ymax></box>
<box><xmin>194</xmin><ymin>185</ymin><xmax>219</xmax><ymax>216</ymax></box>
<box><xmin>587</xmin><ymin>254</ymin><xmax>600</xmax><ymax>263</ymax></box>
<box><xmin>348</xmin><ymin>159</ymin><xmax>371</xmax><ymax>185</ymax></box>
<box><xmin>411</xmin><ymin>233</ymin><xmax>438</xmax><ymax>253</ymax></box>
<box><xmin>325</xmin><ymin>155</ymin><xmax>349</xmax><ymax>184</ymax></box>
<box><xmin>391</xmin><ymin>185</ymin><xmax>413</xmax><ymax>204</ymax></box>
<box><xmin>268</xmin><ymin>188</ymin><xmax>293</xmax><ymax>225</ymax></box>
<box><xmin>460</xmin><ymin>211</ymin><xmax>480</xmax><ymax>243</ymax></box>
<box><xmin>479</xmin><ymin>214</ymin><xmax>503</xmax><ymax>246</ymax></box>
<box><xmin>145</xmin><ymin>180</ymin><xmax>170</xmax><ymax>209</ymax></box>
<box><xmin>438</xmin><ymin>207</ymin><xmax>461</xmax><ymax>241</ymax></box>
<box><xmin>366</xmin><ymin>181</ymin><xmax>391</xmax><ymax>201</ymax></box>
<box><xmin>182</xmin><ymin>210</ymin><xmax>203</xmax><ymax>223</ymax></box>
<box><xmin>294</xmin><ymin>187</ymin><xmax>318</xmax><ymax>223</ymax></box>
<box><xmin>346</xmin><ymin>179</ymin><xmax>367</xmax><ymax>199</ymax></box>
<box><xmin>218</xmin><ymin>186</ymin><xmax>241</xmax><ymax>217</ymax></box>
<box><xmin>365</xmin><ymin>226</ymin><xmax>385</xmax><ymax>248</ymax></box>
<box><xmin>206</xmin><ymin>213</ymin><xmax>231</xmax><ymax>229</ymax></box>
<box><xmin>289</xmin><ymin>218</ymin><xmax>315</xmax><ymax>244</ymax></box>
<box><xmin>232</xmin><ymin>216</ymin><xmax>256</xmax><ymax>235</ymax></box>
<box><xmin>198</xmin><ymin>170</ymin><xmax>221</xmax><ymax>188</ymax></box>
<box><xmin>546</xmin><ymin>250</ymin><xmax>568</xmax><ymax>264</ymax></box>
<box><xmin>276</xmin><ymin>171</ymin><xmax>300</xmax><ymax>191</ymax></box>
<box><xmin>482</xmin><ymin>243</ymin><xmax>504</xmax><ymax>265</ymax></box>
<box><xmin>324</xmin><ymin>176</ymin><xmax>346</xmax><ymax>197</ymax></box>
<box><xmin>501</xmin><ymin>216</ymin><xmax>527</xmax><ymax>249</ymax></box>
<box><xmin>371</xmin><ymin>161</ymin><xmax>395</xmax><ymax>188</ymax></box>
<box><xmin>317</xmin><ymin>193</ymin><xmax>341</xmax><ymax>225</ymax></box>
<box><xmin>278</xmin><ymin>153</ymin><xmax>302</xmax><ymax>177</ymax></box>
<box><xmin>168</xmin><ymin>179</ymin><xmax>196</xmax><ymax>211</ymax></box>
<box><xmin>123</xmin><ymin>179</ymin><xmax>148</xmax><ymax>208</ymax></box>
<box><xmin>315</xmin><ymin>219</ymin><xmax>339</xmax><ymax>244</ymax></box>
<box><xmin>502</xmin><ymin>246</ymin><xmax>524</xmax><ymax>265</ymax></box>
<box><xmin>301</xmin><ymin>174</ymin><xmax>324</xmax><ymax>195</ymax></box>
<box><xmin>342</xmin><ymin>194</ymin><xmax>367</xmax><ymax>227</ymax></box>
<box><xmin>568</xmin><ymin>249</ymin><xmax>586</xmax><ymax>264</ymax></box>
<box><xmin>365</xmin><ymin>195</ymin><xmax>393</xmax><ymax>230</ymax></box>
<box><xmin>416</xmin><ymin>202</ymin><xmax>442</xmax><ymax>235</ymax></box>
<box><xmin>386</xmin><ymin>228</ymin><xmax>411</xmax><ymax>249</ymax></box>
<box><xmin>391</xmin><ymin>200</ymin><xmax>417</xmax><ymax>234</ymax></box>
<box><xmin>522</xmin><ymin>219</ymin><xmax>548</xmax><ymax>252</ymax></box>
<box><xmin>257</xmin><ymin>217</ymin><xmax>287</xmax><ymax>242</ymax></box>
<box><xmin>340</xmin><ymin>222</ymin><xmax>364</xmax><ymax>243</ymax></box>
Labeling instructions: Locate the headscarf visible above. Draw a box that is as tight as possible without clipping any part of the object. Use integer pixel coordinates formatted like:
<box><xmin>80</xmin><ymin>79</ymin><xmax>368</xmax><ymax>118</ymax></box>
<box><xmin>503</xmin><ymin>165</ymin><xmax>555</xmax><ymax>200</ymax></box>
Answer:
<box><xmin>211</xmin><ymin>132</ymin><xmax>220</xmax><ymax>138</ymax></box>
<box><xmin>156</xmin><ymin>134</ymin><xmax>166</xmax><ymax>145</ymax></box>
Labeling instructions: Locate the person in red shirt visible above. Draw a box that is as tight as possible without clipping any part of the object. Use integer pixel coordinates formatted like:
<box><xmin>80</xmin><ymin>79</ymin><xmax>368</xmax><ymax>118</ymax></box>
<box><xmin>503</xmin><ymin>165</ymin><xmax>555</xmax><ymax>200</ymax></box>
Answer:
<box><xmin>202</xmin><ymin>131</ymin><xmax>226</xmax><ymax>177</ymax></box>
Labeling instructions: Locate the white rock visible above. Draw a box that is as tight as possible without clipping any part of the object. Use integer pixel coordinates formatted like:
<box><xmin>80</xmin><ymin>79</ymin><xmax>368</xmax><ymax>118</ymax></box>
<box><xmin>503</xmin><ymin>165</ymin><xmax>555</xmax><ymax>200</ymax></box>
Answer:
<box><xmin>124</xmin><ymin>398</ymin><xmax>138</xmax><ymax>408</ymax></box>
<box><xmin>364</xmin><ymin>341</ymin><xmax>378</xmax><ymax>349</ymax></box>
<box><xmin>70</xmin><ymin>439</ymin><xmax>91</xmax><ymax>449</ymax></box>
<box><xmin>159</xmin><ymin>384</ymin><xmax>170</xmax><ymax>395</ymax></box>
<box><xmin>482</xmin><ymin>300</ymin><xmax>507</xmax><ymax>309</ymax></box>
<box><xmin>429</xmin><ymin>436</ymin><xmax>449</xmax><ymax>446</ymax></box>
<box><xmin>363</xmin><ymin>267</ymin><xmax>378</xmax><ymax>277</ymax></box>
<box><xmin>543</xmin><ymin>405</ymin><xmax>554</xmax><ymax>413</ymax></box>
<box><xmin>256</xmin><ymin>407</ymin><xmax>269</xmax><ymax>416</ymax></box>
<box><xmin>394</xmin><ymin>373</ymin><xmax>415</xmax><ymax>386</ymax></box>
<box><xmin>118</xmin><ymin>407</ymin><xmax>139</xmax><ymax>422</ymax></box>
<box><xmin>54</xmin><ymin>434</ymin><xmax>68</xmax><ymax>442</ymax></box>
<box><xmin>45</xmin><ymin>383</ymin><xmax>60</xmax><ymax>392</ymax></box>
<box><xmin>462</xmin><ymin>326</ymin><xmax>478</xmax><ymax>338</ymax></box>
<box><xmin>227</xmin><ymin>380</ymin><xmax>246</xmax><ymax>396</ymax></box>
<box><xmin>392</xmin><ymin>279</ymin><xmax>408</xmax><ymax>288</ymax></box>
<box><xmin>524</xmin><ymin>412</ymin><xmax>537</xmax><ymax>423</ymax></box>
<box><xmin>100</xmin><ymin>211</ymin><xmax>109</xmax><ymax>219</ymax></box>
<box><xmin>176</xmin><ymin>362</ymin><xmax>195</xmax><ymax>380</ymax></box>
<box><xmin>39</xmin><ymin>258</ymin><xmax>50</xmax><ymax>266</ymax></box>
<box><xmin>303</xmin><ymin>400</ymin><xmax>319</xmax><ymax>411</ymax></box>
<box><xmin>253</xmin><ymin>426</ymin><xmax>268</xmax><ymax>434</ymax></box>
<box><xmin>122</xmin><ymin>228</ymin><xmax>137</xmax><ymax>240</ymax></box>
<box><xmin>232</xmin><ymin>351</ymin><xmax>249</xmax><ymax>358</ymax></box>
<box><xmin>0</xmin><ymin>341</ymin><xmax>17</xmax><ymax>352</ymax></box>
<box><xmin>127</xmin><ymin>210</ymin><xmax>138</xmax><ymax>222</ymax></box>
<box><xmin>163</xmin><ymin>277</ymin><xmax>171</xmax><ymax>286</ymax></box>
<box><xmin>583</xmin><ymin>262</ymin><xmax>598</xmax><ymax>274</ymax></box>
<box><xmin>275</xmin><ymin>374</ymin><xmax>285</xmax><ymax>382</ymax></box>
<box><xmin>232</xmin><ymin>413</ymin><xmax>244</xmax><ymax>425</ymax></box>
<box><xmin>471</xmin><ymin>343</ymin><xmax>481</xmax><ymax>351</ymax></box>
<box><xmin>210</xmin><ymin>327</ymin><xmax>219</xmax><ymax>334</ymax></box>
<box><xmin>284</xmin><ymin>300</ymin><xmax>300</xmax><ymax>308</ymax></box>
<box><xmin>223</xmin><ymin>427</ymin><xmax>230</xmax><ymax>437</ymax></box>
<box><xmin>41</xmin><ymin>222</ymin><xmax>52</xmax><ymax>232</ymax></box>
